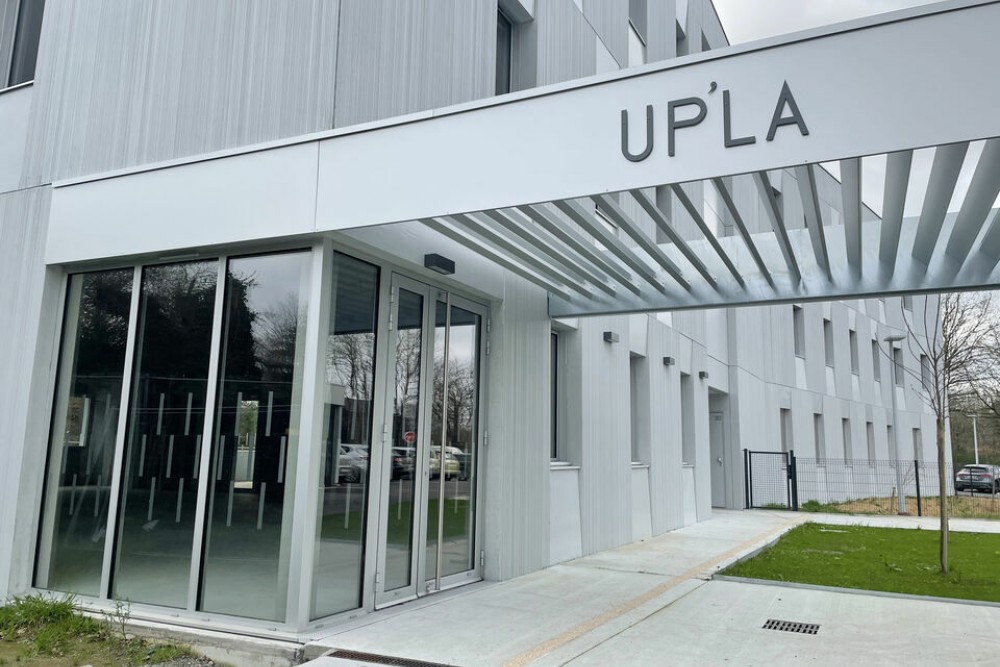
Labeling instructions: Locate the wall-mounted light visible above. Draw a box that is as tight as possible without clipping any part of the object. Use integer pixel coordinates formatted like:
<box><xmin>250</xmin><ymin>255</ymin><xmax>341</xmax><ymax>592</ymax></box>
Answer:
<box><xmin>663</xmin><ymin>356</ymin><xmax>675</xmax><ymax>366</ymax></box>
<box><xmin>424</xmin><ymin>253</ymin><xmax>455</xmax><ymax>275</ymax></box>
<box><xmin>699</xmin><ymin>371</ymin><xmax>709</xmax><ymax>380</ymax></box>
<box><xmin>603</xmin><ymin>331</ymin><xmax>619</xmax><ymax>344</ymax></box>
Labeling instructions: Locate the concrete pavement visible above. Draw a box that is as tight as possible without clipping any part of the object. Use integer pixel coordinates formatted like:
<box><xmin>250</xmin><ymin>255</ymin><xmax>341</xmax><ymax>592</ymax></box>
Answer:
<box><xmin>303</xmin><ymin>510</ymin><xmax>1000</xmax><ymax>666</ymax></box>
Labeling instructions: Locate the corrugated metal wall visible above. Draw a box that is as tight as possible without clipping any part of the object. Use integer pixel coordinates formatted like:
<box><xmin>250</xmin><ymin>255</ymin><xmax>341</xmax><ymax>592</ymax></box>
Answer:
<box><xmin>0</xmin><ymin>185</ymin><xmax>52</xmax><ymax>597</ymax></box>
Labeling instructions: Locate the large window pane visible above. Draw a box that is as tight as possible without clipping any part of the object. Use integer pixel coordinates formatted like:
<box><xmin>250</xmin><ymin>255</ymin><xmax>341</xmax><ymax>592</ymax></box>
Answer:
<box><xmin>201</xmin><ymin>251</ymin><xmax>310</xmax><ymax>621</ymax></box>
<box><xmin>8</xmin><ymin>0</ymin><xmax>45</xmax><ymax>86</ymax></box>
<box><xmin>384</xmin><ymin>289</ymin><xmax>424</xmax><ymax>591</ymax></box>
<box><xmin>36</xmin><ymin>269</ymin><xmax>132</xmax><ymax>595</ymax></box>
<box><xmin>427</xmin><ymin>303</ymin><xmax>480</xmax><ymax>580</ymax></box>
<box><xmin>312</xmin><ymin>254</ymin><xmax>379</xmax><ymax>619</ymax></box>
<box><xmin>114</xmin><ymin>261</ymin><xmax>217</xmax><ymax>608</ymax></box>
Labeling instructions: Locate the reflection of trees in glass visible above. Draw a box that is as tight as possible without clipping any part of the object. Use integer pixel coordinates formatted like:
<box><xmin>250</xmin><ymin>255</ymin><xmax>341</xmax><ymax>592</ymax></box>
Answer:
<box><xmin>328</xmin><ymin>332</ymin><xmax>376</xmax><ymax>444</ymax></box>
<box><xmin>395</xmin><ymin>330</ymin><xmax>423</xmax><ymax>418</ymax></box>
<box><xmin>432</xmin><ymin>358</ymin><xmax>476</xmax><ymax>451</ymax></box>
<box><xmin>76</xmin><ymin>270</ymin><xmax>132</xmax><ymax>376</ymax></box>
<box><xmin>139</xmin><ymin>263</ymin><xmax>218</xmax><ymax>377</ymax></box>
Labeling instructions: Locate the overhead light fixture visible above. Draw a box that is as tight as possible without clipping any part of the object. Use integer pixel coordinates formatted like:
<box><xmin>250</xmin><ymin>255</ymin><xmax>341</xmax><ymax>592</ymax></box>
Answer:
<box><xmin>663</xmin><ymin>356</ymin><xmax>675</xmax><ymax>366</ymax></box>
<box><xmin>699</xmin><ymin>371</ymin><xmax>709</xmax><ymax>380</ymax></box>
<box><xmin>603</xmin><ymin>331</ymin><xmax>619</xmax><ymax>344</ymax></box>
<box><xmin>424</xmin><ymin>253</ymin><xmax>455</xmax><ymax>275</ymax></box>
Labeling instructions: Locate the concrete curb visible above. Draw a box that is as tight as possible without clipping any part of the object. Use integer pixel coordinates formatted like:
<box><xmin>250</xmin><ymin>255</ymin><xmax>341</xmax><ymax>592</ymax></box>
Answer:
<box><xmin>712</xmin><ymin>574</ymin><xmax>1000</xmax><ymax>609</ymax></box>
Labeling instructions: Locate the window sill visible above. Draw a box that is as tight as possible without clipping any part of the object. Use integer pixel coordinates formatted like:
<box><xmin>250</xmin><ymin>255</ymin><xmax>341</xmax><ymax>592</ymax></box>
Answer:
<box><xmin>631</xmin><ymin>462</ymin><xmax>650</xmax><ymax>469</ymax></box>
<box><xmin>0</xmin><ymin>80</ymin><xmax>33</xmax><ymax>96</ymax></box>
<box><xmin>550</xmin><ymin>460</ymin><xmax>580</xmax><ymax>471</ymax></box>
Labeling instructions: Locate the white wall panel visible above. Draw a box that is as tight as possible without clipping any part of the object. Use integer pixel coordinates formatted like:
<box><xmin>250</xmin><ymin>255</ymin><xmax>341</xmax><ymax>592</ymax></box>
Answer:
<box><xmin>582</xmin><ymin>0</ymin><xmax>627</xmax><ymax>68</ymax></box>
<box><xmin>47</xmin><ymin>143</ymin><xmax>319</xmax><ymax>264</ymax></box>
<box><xmin>0</xmin><ymin>185</ymin><xmax>52</xmax><ymax>598</ymax></box>
<box><xmin>22</xmin><ymin>0</ymin><xmax>341</xmax><ymax>186</ymax></box>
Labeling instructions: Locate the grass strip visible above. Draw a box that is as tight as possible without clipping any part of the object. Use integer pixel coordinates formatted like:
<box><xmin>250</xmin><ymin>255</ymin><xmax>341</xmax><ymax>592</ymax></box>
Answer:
<box><xmin>721</xmin><ymin>522</ymin><xmax>1000</xmax><ymax>603</ymax></box>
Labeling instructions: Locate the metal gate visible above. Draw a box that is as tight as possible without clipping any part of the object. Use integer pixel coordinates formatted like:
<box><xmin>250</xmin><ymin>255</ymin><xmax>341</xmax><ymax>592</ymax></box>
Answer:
<box><xmin>744</xmin><ymin>450</ymin><xmax>798</xmax><ymax>510</ymax></box>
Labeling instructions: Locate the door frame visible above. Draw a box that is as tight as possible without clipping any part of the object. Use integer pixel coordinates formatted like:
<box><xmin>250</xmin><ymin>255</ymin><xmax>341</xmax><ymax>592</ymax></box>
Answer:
<box><xmin>372</xmin><ymin>275</ymin><xmax>489</xmax><ymax>608</ymax></box>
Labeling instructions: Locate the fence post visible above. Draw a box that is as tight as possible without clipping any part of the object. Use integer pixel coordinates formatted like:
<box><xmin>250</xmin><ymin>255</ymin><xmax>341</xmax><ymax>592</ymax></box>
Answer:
<box><xmin>744</xmin><ymin>449</ymin><xmax>751</xmax><ymax>509</ymax></box>
<box><xmin>914</xmin><ymin>459</ymin><xmax>922</xmax><ymax>517</ymax></box>
<box><xmin>789</xmin><ymin>450</ymin><xmax>799</xmax><ymax>511</ymax></box>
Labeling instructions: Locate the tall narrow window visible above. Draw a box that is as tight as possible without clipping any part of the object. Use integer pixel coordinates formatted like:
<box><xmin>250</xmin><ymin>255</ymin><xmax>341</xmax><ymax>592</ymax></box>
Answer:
<box><xmin>842</xmin><ymin>418</ymin><xmax>852</xmax><ymax>461</ymax></box>
<box><xmin>920</xmin><ymin>354</ymin><xmax>931</xmax><ymax>390</ymax></box>
<box><xmin>36</xmin><ymin>269</ymin><xmax>133</xmax><ymax>595</ymax></box>
<box><xmin>114</xmin><ymin>261</ymin><xmax>218</xmax><ymax>609</ymax></box>
<box><xmin>912</xmin><ymin>428</ymin><xmax>923</xmax><ymax>462</ymax></box>
<box><xmin>792</xmin><ymin>306</ymin><xmax>804</xmax><ymax>358</ymax></box>
<box><xmin>8</xmin><ymin>0</ymin><xmax>45</xmax><ymax>86</ymax></box>
<box><xmin>312</xmin><ymin>253</ymin><xmax>379</xmax><ymax>619</ymax></box>
<box><xmin>893</xmin><ymin>347</ymin><xmax>904</xmax><ymax>387</ymax></box>
<box><xmin>496</xmin><ymin>11</ymin><xmax>512</xmax><ymax>95</ymax></box>
<box><xmin>629</xmin><ymin>355</ymin><xmax>647</xmax><ymax>464</ymax></box>
<box><xmin>200</xmin><ymin>251</ymin><xmax>311</xmax><ymax>622</ymax></box>
<box><xmin>871</xmin><ymin>340</ymin><xmax>881</xmax><ymax>381</ymax></box>
<box><xmin>866</xmin><ymin>421</ymin><xmax>875</xmax><ymax>461</ymax></box>
<box><xmin>903</xmin><ymin>295</ymin><xmax>913</xmax><ymax>311</ymax></box>
<box><xmin>887</xmin><ymin>424</ymin><xmax>895</xmax><ymax>458</ymax></box>
<box><xmin>823</xmin><ymin>319</ymin><xmax>834</xmax><ymax>367</ymax></box>
<box><xmin>779</xmin><ymin>408</ymin><xmax>792</xmax><ymax>453</ymax></box>
<box><xmin>680</xmin><ymin>373</ymin><xmax>694</xmax><ymax>464</ymax></box>
<box><xmin>814</xmin><ymin>414</ymin><xmax>825</xmax><ymax>460</ymax></box>
<box><xmin>849</xmin><ymin>330</ymin><xmax>859</xmax><ymax>375</ymax></box>
<box><xmin>551</xmin><ymin>332</ymin><xmax>559</xmax><ymax>460</ymax></box>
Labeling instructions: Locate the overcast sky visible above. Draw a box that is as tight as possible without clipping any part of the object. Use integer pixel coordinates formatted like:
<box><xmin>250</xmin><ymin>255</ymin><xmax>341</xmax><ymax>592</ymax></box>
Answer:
<box><xmin>713</xmin><ymin>0</ymin><xmax>941</xmax><ymax>44</ymax></box>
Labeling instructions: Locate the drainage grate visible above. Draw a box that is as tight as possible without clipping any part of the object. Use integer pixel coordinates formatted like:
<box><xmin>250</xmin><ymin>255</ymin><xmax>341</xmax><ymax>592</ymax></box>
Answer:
<box><xmin>324</xmin><ymin>649</ymin><xmax>457</xmax><ymax>667</ymax></box>
<box><xmin>762</xmin><ymin>619</ymin><xmax>820</xmax><ymax>635</ymax></box>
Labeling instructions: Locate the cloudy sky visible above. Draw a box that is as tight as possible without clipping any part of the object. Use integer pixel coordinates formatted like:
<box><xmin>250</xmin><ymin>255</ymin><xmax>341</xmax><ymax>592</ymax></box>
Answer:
<box><xmin>713</xmin><ymin>0</ymin><xmax>940</xmax><ymax>44</ymax></box>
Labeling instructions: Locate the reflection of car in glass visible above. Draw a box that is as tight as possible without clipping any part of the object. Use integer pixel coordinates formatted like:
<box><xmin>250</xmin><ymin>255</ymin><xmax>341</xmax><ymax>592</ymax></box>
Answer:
<box><xmin>955</xmin><ymin>464</ymin><xmax>1000</xmax><ymax>492</ymax></box>
<box><xmin>445</xmin><ymin>446</ymin><xmax>472</xmax><ymax>480</ymax></box>
<box><xmin>430</xmin><ymin>448</ymin><xmax>460</xmax><ymax>480</ymax></box>
<box><xmin>338</xmin><ymin>444</ymin><xmax>369</xmax><ymax>483</ymax></box>
<box><xmin>392</xmin><ymin>447</ymin><xmax>416</xmax><ymax>479</ymax></box>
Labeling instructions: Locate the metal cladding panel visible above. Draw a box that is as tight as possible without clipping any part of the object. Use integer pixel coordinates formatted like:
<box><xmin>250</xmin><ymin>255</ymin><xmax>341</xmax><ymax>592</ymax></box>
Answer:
<box><xmin>645</xmin><ymin>0</ymin><xmax>677</xmax><ymax>63</ymax></box>
<box><xmin>582</xmin><ymin>0</ymin><xmax>627</xmax><ymax>67</ymax></box>
<box><xmin>576</xmin><ymin>316</ymin><xmax>633</xmax><ymax>554</ymax></box>
<box><xmin>21</xmin><ymin>0</ymin><xmax>340</xmax><ymax>186</ymax></box>
<box><xmin>0</xmin><ymin>185</ymin><xmax>51</xmax><ymax>598</ymax></box>
<box><xmin>0</xmin><ymin>83</ymin><xmax>31</xmax><ymax>193</ymax></box>
<box><xmin>46</xmin><ymin>142</ymin><xmax>319</xmax><ymax>264</ymax></box>
<box><xmin>645</xmin><ymin>321</ymin><xmax>685</xmax><ymax>533</ymax></box>
<box><xmin>534</xmin><ymin>0</ymin><xmax>597</xmax><ymax>87</ymax></box>
<box><xmin>483</xmin><ymin>276</ymin><xmax>551</xmax><ymax>580</ymax></box>
<box><xmin>0</xmin><ymin>0</ymin><xmax>17</xmax><ymax>81</ymax></box>
<box><xmin>333</xmin><ymin>0</ymin><xmax>494</xmax><ymax>129</ymax></box>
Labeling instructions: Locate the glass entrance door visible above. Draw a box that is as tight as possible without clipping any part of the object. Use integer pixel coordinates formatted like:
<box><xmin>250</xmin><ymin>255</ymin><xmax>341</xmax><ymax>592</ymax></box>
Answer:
<box><xmin>374</xmin><ymin>277</ymin><xmax>485</xmax><ymax>608</ymax></box>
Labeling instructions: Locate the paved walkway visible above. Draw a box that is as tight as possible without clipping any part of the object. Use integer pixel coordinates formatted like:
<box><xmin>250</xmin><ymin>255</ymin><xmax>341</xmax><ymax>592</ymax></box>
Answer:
<box><xmin>303</xmin><ymin>510</ymin><xmax>1000</xmax><ymax>666</ymax></box>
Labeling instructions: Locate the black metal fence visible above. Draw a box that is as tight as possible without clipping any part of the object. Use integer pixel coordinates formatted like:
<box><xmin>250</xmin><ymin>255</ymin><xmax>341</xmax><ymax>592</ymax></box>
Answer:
<box><xmin>745</xmin><ymin>449</ymin><xmax>1000</xmax><ymax>518</ymax></box>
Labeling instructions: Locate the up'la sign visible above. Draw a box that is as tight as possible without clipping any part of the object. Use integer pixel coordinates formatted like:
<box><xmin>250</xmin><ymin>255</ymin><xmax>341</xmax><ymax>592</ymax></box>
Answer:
<box><xmin>621</xmin><ymin>81</ymin><xmax>809</xmax><ymax>162</ymax></box>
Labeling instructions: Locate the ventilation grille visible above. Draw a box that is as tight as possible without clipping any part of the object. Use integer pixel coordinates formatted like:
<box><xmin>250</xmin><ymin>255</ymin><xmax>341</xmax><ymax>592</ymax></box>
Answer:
<box><xmin>325</xmin><ymin>649</ymin><xmax>456</xmax><ymax>667</ymax></box>
<box><xmin>763</xmin><ymin>619</ymin><xmax>820</xmax><ymax>635</ymax></box>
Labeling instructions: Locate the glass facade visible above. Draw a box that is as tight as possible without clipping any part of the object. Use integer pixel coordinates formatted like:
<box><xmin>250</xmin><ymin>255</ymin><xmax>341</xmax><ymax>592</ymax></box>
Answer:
<box><xmin>312</xmin><ymin>253</ymin><xmax>380</xmax><ymax>619</ymax></box>
<box><xmin>35</xmin><ymin>248</ymin><xmax>484</xmax><ymax>627</ymax></box>
<box><xmin>36</xmin><ymin>269</ymin><xmax>133</xmax><ymax>595</ymax></box>
<box><xmin>114</xmin><ymin>261</ymin><xmax>217</xmax><ymax>608</ymax></box>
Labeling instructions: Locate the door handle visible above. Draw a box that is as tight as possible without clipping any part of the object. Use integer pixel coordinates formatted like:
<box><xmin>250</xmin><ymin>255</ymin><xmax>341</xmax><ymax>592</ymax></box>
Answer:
<box><xmin>716</xmin><ymin>457</ymin><xmax>723</xmax><ymax>465</ymax></box>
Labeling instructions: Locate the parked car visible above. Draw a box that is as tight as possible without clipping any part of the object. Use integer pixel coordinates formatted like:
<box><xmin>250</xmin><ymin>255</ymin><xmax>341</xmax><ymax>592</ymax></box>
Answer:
<box><xmin>445</xmin><ymin>445</ymin><xmax>472</xmax><ymax>480</ymax></box>
<box><xmin>391</xmin><ymin>447</ymin><xmax>416</xmax><ymax>480</ymax></box>
<box><xmin>954</xmin><ymin>464</ymin><xmax>1000</xmax><ymax>493</ymax></box>
<box><xmin>338</xmin><ymin>444</ymin><xmax>369</xmax><ymax>483</ymax></box>
<box><xmin>430</xmin><ymin>448</ymin><xmax>460</xmax><ymax>480</ymax></box>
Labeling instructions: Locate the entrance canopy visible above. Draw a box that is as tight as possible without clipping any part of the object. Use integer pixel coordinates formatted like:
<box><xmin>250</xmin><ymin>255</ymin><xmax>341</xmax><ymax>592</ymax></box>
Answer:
<box><xmin>46</xmin><ymin>0</ymin><xmax>1000</xmax><ymax>316</ymax></box>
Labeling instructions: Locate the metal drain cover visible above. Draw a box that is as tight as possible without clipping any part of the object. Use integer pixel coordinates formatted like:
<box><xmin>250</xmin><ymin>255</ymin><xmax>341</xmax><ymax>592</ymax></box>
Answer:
<box><xmin>763</xmin><ymin>618</ymin><xmax>820</xmax><ymax>634</ymax></box>
<box><xmin>325</xmin><ymin>648</ymin><xmax>457</xmax><ymax>667</ymax></box>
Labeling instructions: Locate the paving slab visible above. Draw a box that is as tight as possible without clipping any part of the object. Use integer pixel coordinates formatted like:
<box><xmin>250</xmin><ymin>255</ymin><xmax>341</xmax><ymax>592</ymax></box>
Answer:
<box><xmin>303</xmin><ymin>510</ymin><xmax>1000</xmax><ymax>666</ymax></box>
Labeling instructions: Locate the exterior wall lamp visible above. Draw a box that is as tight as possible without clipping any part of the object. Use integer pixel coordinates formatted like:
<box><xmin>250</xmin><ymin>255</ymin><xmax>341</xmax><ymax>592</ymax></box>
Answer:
<box><xmin>699</xmin><ymin>371</ymin><xmax>709</xmax><ymax>380</ymax></box>
<box><xmin>603</xmin><ymin>331</ymin><xmax>619</xmax><ymax>343</ymax></box>
<box><xmin>663</xmin><ymin>356</ymin><xmax>675</xmax><ymax>366</ymax></box>
<box><xmin>424</xmin><ymin>253</ymin><xmax>455</xmax><ymax>275</ymax></box>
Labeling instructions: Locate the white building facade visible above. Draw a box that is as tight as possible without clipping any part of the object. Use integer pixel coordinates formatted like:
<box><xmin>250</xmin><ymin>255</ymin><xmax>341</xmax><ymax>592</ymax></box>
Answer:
<box><xmin>0</xmin><ymin>0</ymin><xmax>958</xmax><ymax>639</ymax></box>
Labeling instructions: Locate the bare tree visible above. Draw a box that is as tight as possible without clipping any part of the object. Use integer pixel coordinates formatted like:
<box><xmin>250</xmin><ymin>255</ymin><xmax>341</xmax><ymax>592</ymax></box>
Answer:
<box><xmin>900</xmin><ymin>291</ymin><xmax>994</xmax><ymax>574</ymax></box>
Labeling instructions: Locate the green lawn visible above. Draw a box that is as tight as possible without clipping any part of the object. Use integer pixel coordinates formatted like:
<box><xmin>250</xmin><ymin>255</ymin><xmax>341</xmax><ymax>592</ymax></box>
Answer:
<box><xmin>721</xmin><ymin>522</ymin><xmax>1000</xmax><ymax>603</ymax></box>
<box><xmin>321</xmin><ymin>499</ymin><xmax>471</xmax><ymax>545</ymax></box>
<box><xmin>0</xmin><ymin>595</ymin><xmax>196</xmax><ymax>666</ymax></box>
